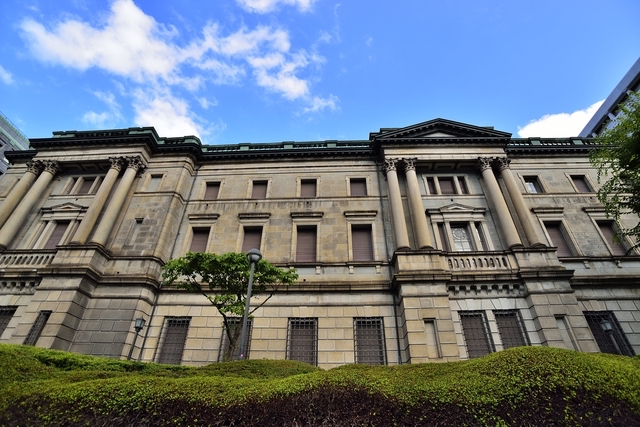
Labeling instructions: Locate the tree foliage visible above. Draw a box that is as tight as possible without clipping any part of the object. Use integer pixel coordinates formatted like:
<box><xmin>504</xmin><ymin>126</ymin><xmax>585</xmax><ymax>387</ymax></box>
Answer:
<box><xmin>162</xmin><ymin>252</ymin><xmax>298</xmax><ymax>360</ymax></box>
<box><xmin>590</xmin><ymin>91</ymin><xmax>640</xmax><ymax>247</ymax></box>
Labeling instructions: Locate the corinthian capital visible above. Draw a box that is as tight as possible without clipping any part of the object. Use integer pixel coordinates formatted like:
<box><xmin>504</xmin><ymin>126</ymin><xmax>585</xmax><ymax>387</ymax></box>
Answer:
<box><xmin>125</xmin><ymin>156</ymin><xmax>147</xmax><ymax>173</ymax></box>
<box><xmin>494</xmin><ymin>157</ymin><xmax>511</xmax><ymax>171</ymax></box>
<box><xmin>108</xmin><ymin>157</ymin><xmax>126</xmax><ymax>172</ymax></box>
<box><xmin>25</xmin><ymin>160</ymin><xmax>44</xmax><ymax>175</ymax></box>
<box><xmin>476</xmin><ymin>157</ymin><xmax>493</xmax><ymax>172</ymax></box>
<box><xmin>403</xmin><ymin>158</ymin><xmax>417</xmax><ymax>172</ymax></box>
<box><xmin>383</xmin><ymin>158</ymin><xmax>399</xmax><ymax>173</ymax></box>
<box><xmin>43</xmin><ymin>160</ymin><xmax>62</xmax><ymax>176</ymax></box>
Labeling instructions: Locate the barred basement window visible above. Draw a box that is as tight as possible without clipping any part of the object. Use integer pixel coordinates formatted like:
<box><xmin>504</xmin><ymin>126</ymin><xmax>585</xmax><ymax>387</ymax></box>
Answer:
<box><xmin>354</xmin><ymin>317</ymin><xmax>386</xmax><ymax>365</ymax></box>
<box><xmin>584</xmin><ymin>311</ymin><xmax>635</xmax><ymax>356</ymax></box>
<box><xmin>459</xmin><ymin>311</ymin><xmax>494</xmax><ymax>358</ymax></box>
<box><xmin>219</xmin><ymin>317</ymin><xmax>253</xmax><ymax>361</ymax></box>
<box><xmin>23</xmin><ymin>310</ymin><xmax>52</xmax><ymax>346</ymax></box>
<box><xmin>494</xmin><ymin>310</ymin><xmax>529</xmax><ymax>349</ymax></box>
<box><xmin>287</xmin><ymin>318</ymin><xmax>318</xmax><ymax>365</ymax></box>
<box><xmin>0</xmin><ymin>306</ymin><xmax>17</xmax><ymax>336</ymax></box>
<box><xmin>157</xmin><ymin>317</ymin><xmax>191</xmax><ymax>364</ymax></box>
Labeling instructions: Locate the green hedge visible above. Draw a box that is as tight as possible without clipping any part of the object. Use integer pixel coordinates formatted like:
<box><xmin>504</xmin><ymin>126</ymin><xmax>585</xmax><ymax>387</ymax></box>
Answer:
<box><xmin>0</xmin><ymin>344</ymin><xmax>638</xmax><ymax>426</ymax></box>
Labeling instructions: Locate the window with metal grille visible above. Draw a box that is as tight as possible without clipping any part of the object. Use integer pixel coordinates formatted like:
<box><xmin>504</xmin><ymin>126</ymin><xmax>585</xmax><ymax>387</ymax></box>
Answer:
<box><xmin>494</xmin><ymin>310</ymin><xmax>529</xmax><ymax>349</ymax></box>
<box><xmin>584</xmin><ymin>311</ymin><xmax>635</xmax><ymax>356</ymax></box>
<box><xmin>571</xmin><ymin>175</ymin><xmax>592</xmax><ymax>193</ymax></box>
<box><xmin>349</xmin><ymin>178</ymin><xmax>367</xmax><ymax>196</ymax></box>
<box><xmin>219</xmin><ymin>317</ymin><xmax>253</xmax><ymax>361</ymax></box>
<box><xmin>189</xmin><ymin>228</ymin><xmax>210</xmax><ymax>252</ymax></box>
<box><xmin>300</xmin><ymin>179</ymin><xmax>317</xmax><ymax>197</ymax></box>
<box><xmin>287</xmin><ymin>318</ymin><xmax>317</xmax><ymax>365</ymax></box>
<box><xmin>23</xmin><ymin>310</ymin><xmax>52</xmax><ymax>346</ymax></box>
<box><xmin>354</xmin><ymin>317</ymin><xmax>386</xmax><ymax>365</ymax></box>
<box><xmin>351</xmin><ymin>224</ymin><xmax>374</xmax><ymax>261</ymax></box>
<box><xmin>43</xmin><ymin>221</ymin><xmax>70</xmax><ymax>249</ymax></box>
<box><xmin>296</xmin><ymin>226</ymin><xmax>317</xmax><ymax>262</ymax></box>
<box><xmin>597</xmin><ymin>222</ymin><xmax>626</xmax><ymax>256</ymax></box>
<box><xmin>543</xmin><ymin>222</ymin><xmax>573</xmax><ymax>257</ymax></box>
<box><xmin>459</xmin><ymin>311</ymin><xmax>494</xmax><ymax>358</ymax></box>
<box><xmin>0</xmin><ymin>306</ymin><xmax>17</xmax><ymax>337</ymax></box>
<box><xmin>204</xmin><ymin>182</ymin><xmax>220</xmax><ymax>200</ymax></box>
<box><xmin>157</xmin><ymin>317</ymin><xmax>191</xmax><ymax>364</ymax></box>
<box><xmin>242</xmin><ymin>227</ymin><xmax>262</xmax><ymax>253</ymax></box>
<box><xmin>251</xmin><ymin>180</ymin><xmax>268</xmax><ymax>199</ymax></box>
<box><xmin>523</xmin><ymin>176</ymin><xmax>542</xmax><ymax>194</ymax></box>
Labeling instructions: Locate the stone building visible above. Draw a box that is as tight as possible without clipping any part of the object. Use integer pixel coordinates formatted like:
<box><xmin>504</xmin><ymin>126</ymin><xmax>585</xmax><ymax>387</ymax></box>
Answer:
<box><xmin>0</xmin><ymin>118</ymin><xmax>637</xmax><ymax>368</ymax></box>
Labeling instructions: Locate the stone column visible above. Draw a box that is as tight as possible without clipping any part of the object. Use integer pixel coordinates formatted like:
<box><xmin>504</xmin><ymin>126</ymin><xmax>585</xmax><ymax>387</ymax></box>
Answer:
<box><xmin>477</xmin><ymin>157</ymin><xmax>522</xmax><ymax>248</ymax></box>
<box><xmin>70</xmin><ymin>157</ymin><xmax>126</xmax><ymax>245</ymax></box>
<box><xmin>384</xmin><ymin>158</ymin><xmax>410</xmax><ymax>250</ymax></box>
<box><xmin>0</xmin><ymin>161</ymin><xmax>62</xmax><ymax>249</ymax></box>
<box><xmin>90</xmin><ymin>156</ymin><xmax>146</xmax><ymax>247</ymax></box>
<box><xmin>403</xmin><ymin>158</ymin><xmax>433</xmax><ymax>249</ymax></box>
<box><xmin>495</xmin><ymin>157</ymin><xmax>547</xmax><ymax>247</ymax></box>
<box><xmin>0</xmin><ymin>161</ymin><xmax>44</xmax><ymax>229</ymax></box>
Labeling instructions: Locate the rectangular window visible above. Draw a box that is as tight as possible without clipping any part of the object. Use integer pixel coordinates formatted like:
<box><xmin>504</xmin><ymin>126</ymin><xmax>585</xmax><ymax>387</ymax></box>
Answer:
<box><xmin>351</xmin><ymin>224</ymin><xmax>374</xmax><ymax>261</ymax></box>
<box><xmin>426</xmin><ymin>177</ymin><xmax>437</xmax><ymax>195</ymax></box>
<box><xmin>219</xmin><ymin>317</ymin><xmax>253</xmax><ymax>361</ymax></box>
<box><xmin>0</xmin><ymin>306</ymin><xmax>17</xmax><ymax>337</ymax></box>
<box><xmin>189</xmin><ymin>228</ymin><xmax>210</xmax><ymax>252</ymax></box>
<box><xmin>242</xmin><ymin>226</ymin><xmax>262</xmax><ymax>253</ymax></box>
<box><xmin>457</xmin><ymin>176</ymin><xmax>469</xmax><ymax>194</ymax></box>
<box><xmin>43</xmin><ymin>221</ymin><xmax>70</xmax><ymax>249</ymax></box>
<box><xmin>146</xmin><ymin>175</ymin><xmax>163</xmax><ymax>192</ymax></box>
<box><xmin>287</xmin><ymin>318</ymin><xmax>318</xmax><ymax>366</ymax></box>
<box><xmin>204</xmin><ymin>182</ymin><xmax>220</xmax><ymax>200</ymax></box>
<box><xmin>584</xmin><ymin>311</ymin><xmax>634</xmax><ymax>356</ymax></box>
<box><xmin>597</xmin><ymin>222</ymin><xmax>626</xmax><ymax>256</ymax></box>
<box><xmin>77</xmin><ymin>177</ymin><xmax>95</xmax><ymax>194</ymax></box>
<box><xmin>424</xmin><ymin>319</ymin><xmax>441</xmax><ymax>359</ymax></box>
<box><xmin>459</xmin><ymin>311</ymin><xmax>494</xmax><ymax>358</ymax></box>
<box><xmin>296</xmin><ymin>226</ymin><xmax>317</xmax><ymax>262</ymax></box>
<box><xmin>523</xmin><ymin>176</ymin><xmax>542</xmax><ymax>194</ymax></box>
<box><xmin>251</xmin><ymin>180</ymin><xmax>268</xmax><ymax>199</ymax></box>
<box><xmin>451</xmin><ymin>223</ymin><xmax>473</xmax><ymax>251</ymax></box>
<box><xmin>571</xmin><ymin>175</ymin><xmax>592</xmax><ymax>193</ymax></box>
<box><xmin>23</xmin><ymin>310</ymin><xmax>52</xmax><ymax>346</ymax></box>
<box><xmin>494</xmin><ymin>310</ymin><xmax>529</xmax><ymax>349</ymax></box>
<box><xmin>437</xmin><ymin>223</ymin><xmax>450</xmax><ymax>251</ymax></box>
<box><xmin>350</xmin><ymin>178</ymin><xmax>367</xmax><ymax>196</ymax></box>
<box><xmin>438</xmin><ymin>177</ymin><xmax>456</xmax><ymax>195</ymax></box>
<box><xmin>300</xmin><ymin>179</ymin><xmax>317</xmax><ymax>198</ymax></box>
<box><xmin>354</xmin><ymin>317</ymin><xmax>386</xmax><ymax>365</ymax></box>
<box><xmin>544</xmin><ymin>222</ymin><xmax>573</xmax><ymax>257</ymax></box>
<box><xmin>157</xmin><ymin>317</ymin><xmax>191</xmax><ymax>364</ymax></box>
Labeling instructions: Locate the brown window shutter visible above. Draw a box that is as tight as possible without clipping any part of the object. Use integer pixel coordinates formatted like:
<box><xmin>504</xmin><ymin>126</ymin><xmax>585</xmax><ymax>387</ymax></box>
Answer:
<box><xmin>571</xmin><ymin>176</ymin><xmax>591</xmax><ymax>193</ymax></box>
<box><xmin>352</xmin><ymin>225</ymin><xmax>373</xmax><ymax>261</ymax></box>
<box><xmin>598</xmin><ymin>222</ymin><xmax>626</xmax><ymax>256</ymax></box>
<box><xmin>300</xmin><ymin>179</ymin><xmax>316</xmax><ymax>197</ymax></box>
<box><xmin>350</xmin><ymin>179</ymin><xmax>367</xmax><ymax>196</ymax></box>
<box><xmin>190</xmin><ymin>228</ymin><xmax>210</xmax><ymax>252</ymax></box>
<box><xmin>439</xmin><ymin>178</ymin><xmax>455</xmax><ymax>195</ymax></box>
<box><xmin>251</xmin><ymin>181</ymin><xmax>268</xmax><ymax>199</ymax></box>
<box><xmin>242</xmin><ymin>227</ymin><xmax>262</xmax><ymax>252</ymax></box>
<box><xmin>296</xmin><ymin>226</ymin><xmax>317</xmax><ymax>262</ymax></box>
<box><xmin>544</xmin><ymin>223</ymin><xmax>572</xmax><ymax>257</ymax></box>
<box><xmin>204</xmin><ymin>182</ymin><xmax>220</xmax><ymax>200</ymax></box>
<box><xmin>78</xmin><ymin>178</ymin><xmax>94</xmax><ymax>194</ymax></box>
<box><xmin>44</xmin><ymin>221</ymin><xmax>70</xmax><ymax>249</ymax></box>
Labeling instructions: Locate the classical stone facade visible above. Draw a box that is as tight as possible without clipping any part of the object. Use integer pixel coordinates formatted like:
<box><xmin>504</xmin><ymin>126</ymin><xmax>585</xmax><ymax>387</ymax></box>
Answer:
<box><xmin>0</xmin><ymin>119</ymin><xmax>637</xmax><ymax>368</ymax></box>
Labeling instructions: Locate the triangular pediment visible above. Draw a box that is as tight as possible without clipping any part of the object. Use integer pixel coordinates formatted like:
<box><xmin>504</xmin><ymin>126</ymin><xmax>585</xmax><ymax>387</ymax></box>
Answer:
<box><xmin>42</xmin><ymin>202</ymin><xmax>86</xmax><ymax>214</ymax></box>
<box><xmin>427</xmin><ymin>203</ymin><xmax>486</xmax><ymax>215</ymax></box>
<box><xmin>371</xmin><ymin>118</ymin><xmax>512</xmax><ymax>141</ymax></box>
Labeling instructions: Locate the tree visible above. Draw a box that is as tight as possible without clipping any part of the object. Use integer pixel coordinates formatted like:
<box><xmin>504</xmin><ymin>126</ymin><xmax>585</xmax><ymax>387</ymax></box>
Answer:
<box><xmin>590</xmin><ymin>91</ymin><xmax>640</xmax><ymax>250</ymax></box>
<box><xmin>162</xmin><ymin>252</ymin><xmax>298</xmax><ymax>360</ymax></box>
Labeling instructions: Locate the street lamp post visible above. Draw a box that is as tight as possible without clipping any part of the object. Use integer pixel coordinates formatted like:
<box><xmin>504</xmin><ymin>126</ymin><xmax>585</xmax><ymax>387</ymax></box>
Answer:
<box><xmin>127</xmin><ymin>317</ymin><xmax>146</xmax><ymax>361</ymax></box>
<box><xmin>239</xmin><ymin>248</ymin><xmax>262</xmax><ymax>360</ymax></box>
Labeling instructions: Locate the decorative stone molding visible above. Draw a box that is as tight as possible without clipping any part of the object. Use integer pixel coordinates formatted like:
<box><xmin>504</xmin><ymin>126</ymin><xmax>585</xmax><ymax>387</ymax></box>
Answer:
<box><xmin>125</xmin><ymin>156</ymin><xmax>146</xmax><ymax>174</ymax></box>
<box><xmin>476</xmin><ymin>157</ymin><xmax>493</xmax><ymax>172</ymax></box>
<box><xmin>109</xmin><ymin>157</ymin><xmax>126</xmax><ymax>172</ymax></box>
<box><xmin>494</xmin><ymin>157</ymin><xmax>511</xmax><ymax>171</ymax></box>
<box><xmin>403</xmin><ymin>158</ymin><xmax>417</xmax><ymax>172</ymax></box>
<box><xmin>25</xmin><ymin>160</ymin><xmax>44</xmax><ymax>175</ymax></box>
<box><xmin>344</xmin><ymin>210</ymin><xmax>377</xmax><ymax>218</ymax></box>
<box><xmin>290</xmin><ymin>212</ymin><xmax>324</xmax><ymax>219</ymax></box>
<box><xmin>43</xmin><ymin>160</ymin><xmax>62</xmax><ymax>176</ymax></box>
<box><xmin>383</xmin><ymin>158</ymin><xmax>399</xmax><ymax>173</ymax></box>
<box><xmin>238</xmin><ymin>212</ymin><xmax>271</xmax><ymax>220</ymax></box>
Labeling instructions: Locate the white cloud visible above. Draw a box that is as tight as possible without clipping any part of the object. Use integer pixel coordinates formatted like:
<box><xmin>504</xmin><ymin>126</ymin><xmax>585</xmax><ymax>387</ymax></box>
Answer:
<box><xmin>132</xmin><ymin>88</ymin><xmax>204</xmax><ymax>137</ymax></box>
<box><xmin>236</xmin><ymin>0</ymin><xmax>317</xmax><ymax>14</ymax></box>
<box><xmin>0</xmin><ymin>65</ymin><xmax>14</xmax><ymax>85</ymax></box>
<box><xmin>82</xmin><ymin>91</ymin><xmax>123</xmax><ymax>128</ymax></box>
<box><xmin>303</xmin><ymin>95</ymin><xmax>339</xmax><ymax>113</ymax></box>
<box><xmin>517</xmin><ymin>100</ymin><xmax>604</xmax><ymax>138</ymax></box>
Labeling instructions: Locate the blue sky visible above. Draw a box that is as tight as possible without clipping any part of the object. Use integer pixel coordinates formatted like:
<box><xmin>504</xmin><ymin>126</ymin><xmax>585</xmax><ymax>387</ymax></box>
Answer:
<box><xmin>0</xmin><ymin>0</ymin><xmax>638</xmax><ymax>144</ymax></box>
